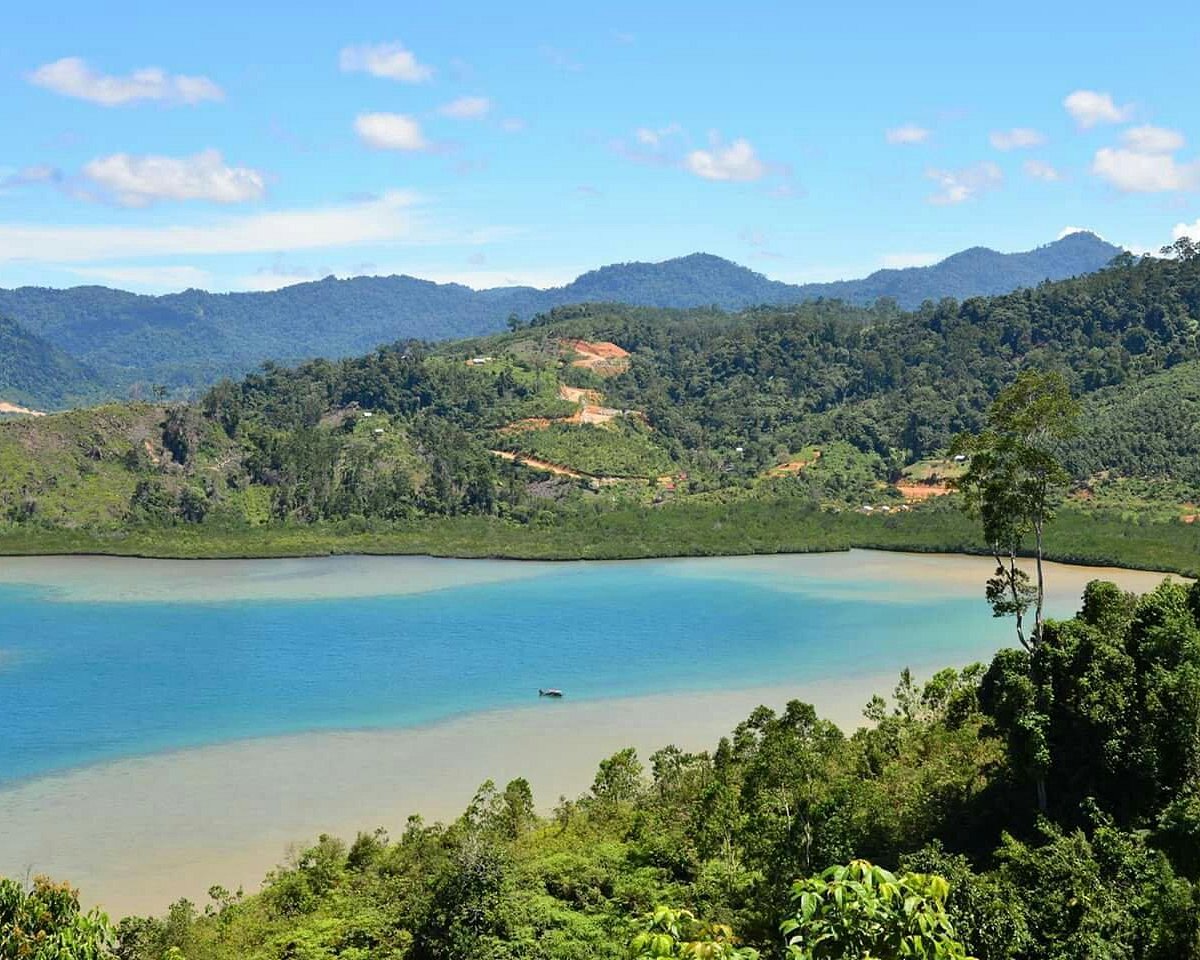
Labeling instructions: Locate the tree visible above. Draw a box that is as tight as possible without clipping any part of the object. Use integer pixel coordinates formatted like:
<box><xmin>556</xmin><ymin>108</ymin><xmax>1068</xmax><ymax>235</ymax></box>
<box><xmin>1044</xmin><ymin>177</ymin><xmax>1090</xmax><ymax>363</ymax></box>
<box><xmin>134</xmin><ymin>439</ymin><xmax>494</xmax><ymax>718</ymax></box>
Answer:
<box><xmin>1159</xmin><ymin>236</ymin><xmax>1200</xmax><ymax>261</ymax></box>
<box><xmin>952</xmin><ymin>371</ymin><xmax>1079</xmax><ymax>649</ymax></box>
<box><xmin>506</xmin><ymin>312</ymin><xmax>524</xmax><ymax>332</ymax></box>
<box><xmin>629</xmin><ymin>906</ymin><xmax>758</xmax><ymax>959</ymax></box>
<box><xmin>0</xmin><ymin>876</ymin><xmax>114</xmax><ymax>959</ymax></box>
<box><xmin>782</xmin><ymin>860</ymin><xmax>973</xmax><ymax>960</ymax></box>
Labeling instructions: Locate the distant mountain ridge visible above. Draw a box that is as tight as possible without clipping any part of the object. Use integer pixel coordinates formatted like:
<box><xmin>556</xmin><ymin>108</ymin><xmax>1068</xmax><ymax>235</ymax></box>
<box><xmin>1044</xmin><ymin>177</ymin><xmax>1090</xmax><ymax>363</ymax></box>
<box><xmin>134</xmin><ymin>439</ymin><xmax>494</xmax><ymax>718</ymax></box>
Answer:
<box><xmin>0</xmin><ymin>232</ymin><xmax>1122</xmax><ymax>405</ymax></box>
<box><xmin>0</xmin><ymin>316</ymin><xmax>103</xmax><ymax>409</ymax></box>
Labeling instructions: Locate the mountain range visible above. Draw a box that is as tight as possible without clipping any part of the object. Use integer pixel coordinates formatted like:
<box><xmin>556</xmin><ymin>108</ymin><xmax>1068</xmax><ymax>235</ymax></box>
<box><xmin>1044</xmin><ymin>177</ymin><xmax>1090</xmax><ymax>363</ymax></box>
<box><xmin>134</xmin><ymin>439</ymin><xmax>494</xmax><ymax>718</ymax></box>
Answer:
<box><xmin>0</xmin><ymin>231</ymin><xmax>1121</xmax><ymax>408</ymax></box>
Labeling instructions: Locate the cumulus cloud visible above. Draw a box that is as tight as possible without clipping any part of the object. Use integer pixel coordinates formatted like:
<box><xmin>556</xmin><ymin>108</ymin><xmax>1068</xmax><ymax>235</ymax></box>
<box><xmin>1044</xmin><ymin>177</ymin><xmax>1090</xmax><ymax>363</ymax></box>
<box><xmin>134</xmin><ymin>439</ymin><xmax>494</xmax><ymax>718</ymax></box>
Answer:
<box><xmin>885</xmin><ymin>124</ymin><xmax>930</xmax><ymax>145</ymax></box>
<box><xmin>1024</xmin><ymin>159</ymin><xmax>1063</xmax><ymax>181</ymax></box>
<box><xmin>990</xmin><ymin>127</ymin><xmax>1046</xmax><ymax>151</ymax></box>
<box><xmin>338</xmin><ymin>42</ymin><xmax>432</xmax><ymax>82</ymax></box>
<box><xmin>28</xmin><ymin>57</ymin><xmax>222</xmax><ymax>106</ymax></box>
<box><xmin>0</xmin><ymin>190</ymin><xmax>431</xmax><ymax>262</ymax></box>
<box><xmin>1064</xmin><ymin>90</ymin><xmax>1132</xmax><ymax>128</ymax></box>
<box><xmin>82</xmin><ymin>149</ymin><xmax>266</xmax><ymax>206</ymax></box>
<box><xmin>926</xmin><ymin>161</ymin><xmax>1003</xmax><ymax>205</ymax></box>
<box><xmin>1092</xmin><ymin>127</ymin><xmax>1198</xmax><ymax>192</ymax></box>
<box><xmin>1093</xmin><ymin>148</ymin><xmax>1199</xmax><ymax>192</ymax></box>
<box><xmin>1122</xmin><ymin>124</ymin><xmax>1186</xmax><ymax>153</ymax></box>
<box><xmin>354</xmin><ymin>113</ymin><xmax>428</xmax><ymax>151</ymax></box>
<box><xmin>438</xmin><ymin>96</ymin><xmax>491</xmax><ymax>119</ymax></box>
<box><xmin>1173</xmin><ymin>219</ymin><xmax>1200</xmax><ymax>240</ymax></box>
<box><xmin>685</xmin><ymin>137</ymin><xmax>765</xmax><ymax>182</ymax></box>
<box><xmin>1058</xmin><ymin>226</ymin><xmax>1104</xmax><ymax>240</ymax></box>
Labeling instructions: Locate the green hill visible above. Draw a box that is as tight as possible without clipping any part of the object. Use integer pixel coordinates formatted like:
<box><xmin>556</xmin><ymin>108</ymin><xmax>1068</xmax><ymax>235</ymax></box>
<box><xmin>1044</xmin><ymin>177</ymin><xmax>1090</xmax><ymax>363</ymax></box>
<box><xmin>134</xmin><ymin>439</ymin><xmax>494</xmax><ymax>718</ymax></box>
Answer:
<box><xmin>1</xmin><ymin>250</ymin><xmax>1198</xmax><ymax>568</ymax></box>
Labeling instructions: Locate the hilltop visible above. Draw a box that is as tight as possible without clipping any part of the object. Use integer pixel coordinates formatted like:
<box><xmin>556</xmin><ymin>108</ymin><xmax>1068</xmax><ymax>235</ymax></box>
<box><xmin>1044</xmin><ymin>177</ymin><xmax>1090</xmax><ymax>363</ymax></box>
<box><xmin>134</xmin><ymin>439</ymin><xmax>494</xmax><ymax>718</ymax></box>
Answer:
<box><xmin>0</xmin><ymin>233</ymin><xmax>1120</xmax><ymax>406</ymax></box>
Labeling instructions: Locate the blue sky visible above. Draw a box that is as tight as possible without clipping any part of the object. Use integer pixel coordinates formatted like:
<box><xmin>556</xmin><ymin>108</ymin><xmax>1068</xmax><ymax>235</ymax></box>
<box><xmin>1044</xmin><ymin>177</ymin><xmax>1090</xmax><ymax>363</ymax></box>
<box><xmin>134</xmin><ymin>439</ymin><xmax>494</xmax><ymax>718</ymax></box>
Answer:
<box><xmin>1</xmin><ymin>0</ymin><xmax>1198</xmax><ymax>293</ymax></box>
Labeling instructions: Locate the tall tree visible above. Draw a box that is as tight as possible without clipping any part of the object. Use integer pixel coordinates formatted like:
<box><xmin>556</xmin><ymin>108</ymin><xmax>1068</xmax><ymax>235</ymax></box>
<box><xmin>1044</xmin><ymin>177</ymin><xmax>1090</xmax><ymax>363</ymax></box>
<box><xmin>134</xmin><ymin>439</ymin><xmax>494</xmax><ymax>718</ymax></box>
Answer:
<box><xmin>952</xmin><ymin>371</ymin><xmax>1079</xmax><ymax>649</ymax></box>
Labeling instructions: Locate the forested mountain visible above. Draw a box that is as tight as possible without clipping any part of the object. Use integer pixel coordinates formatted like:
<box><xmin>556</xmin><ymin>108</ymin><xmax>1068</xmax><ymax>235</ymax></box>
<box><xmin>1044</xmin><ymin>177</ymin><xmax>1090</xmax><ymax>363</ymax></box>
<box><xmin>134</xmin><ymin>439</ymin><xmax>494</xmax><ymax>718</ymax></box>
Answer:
<box><xmin>0</xmin><ymin>315</ymin><xmax>104</xmax><ymax>409</ymax></box>
<box><xmin>0</xmin><ymin>233</ymin><xmax>1120</xmax><ymax>404</ymax></box>
<box><xmin>1</xmin><ymin>248</ymin><xmax>1197</xmax><ymax>547</ymax></box>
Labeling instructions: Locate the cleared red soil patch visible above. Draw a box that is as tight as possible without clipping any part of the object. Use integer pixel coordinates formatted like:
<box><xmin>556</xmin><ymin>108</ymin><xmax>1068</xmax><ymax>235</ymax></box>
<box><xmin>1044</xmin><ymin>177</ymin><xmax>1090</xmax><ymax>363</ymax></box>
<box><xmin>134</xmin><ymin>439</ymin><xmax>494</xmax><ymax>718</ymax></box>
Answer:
<box><xmin>895</xmin><ymin>481</ymin><xmax>952</xmax><ymax>501</ymax></box>
<box><xmin>557</xmin><ymin>384</ymin><xmax>604</xmax><ymax>405</ymax></box>
<box><xmin>766</xmin><ymin>450</ymin><xmax>822</xmax><ymax>477</ymax></box>
<box><xmin>561</xmin><ymin>339</ymin><xmax>631</xmax><ymax>377</ymax></box>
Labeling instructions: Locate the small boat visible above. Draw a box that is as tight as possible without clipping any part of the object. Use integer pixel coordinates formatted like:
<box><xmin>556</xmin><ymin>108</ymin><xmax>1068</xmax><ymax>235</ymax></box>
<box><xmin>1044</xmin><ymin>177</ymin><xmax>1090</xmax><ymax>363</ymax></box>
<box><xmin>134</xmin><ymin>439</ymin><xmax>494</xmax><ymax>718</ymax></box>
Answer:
<box><xmin>538</xmin><ymin>688</ymin><xmax>564</xmax><ymax>698</ymax></box>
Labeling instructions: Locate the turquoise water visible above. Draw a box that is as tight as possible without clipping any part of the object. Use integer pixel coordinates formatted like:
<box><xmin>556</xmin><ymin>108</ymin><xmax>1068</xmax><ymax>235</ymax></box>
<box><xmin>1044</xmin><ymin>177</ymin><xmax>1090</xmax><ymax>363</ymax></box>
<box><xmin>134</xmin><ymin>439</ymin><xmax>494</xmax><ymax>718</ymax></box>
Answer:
<box><xmin>0</xmin><ymin>557</ymin><xmax>1013</xmax><ymax>787</ymax></box>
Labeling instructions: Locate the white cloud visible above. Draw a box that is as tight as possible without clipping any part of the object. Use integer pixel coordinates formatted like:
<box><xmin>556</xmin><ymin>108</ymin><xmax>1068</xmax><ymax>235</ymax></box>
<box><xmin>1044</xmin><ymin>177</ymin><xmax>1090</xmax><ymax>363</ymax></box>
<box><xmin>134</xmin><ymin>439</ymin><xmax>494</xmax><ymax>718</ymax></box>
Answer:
<box><xmin>1122</xmin><ymin>124</ymin><xmax>1185</xmax><ymax>154</ymax></box>
<box><xmin>1024</xmin><ymin>159</ymin><xmax>1063</xmax><ymax>181</ymax></box>
<box><xmin>69</xmin><ymin>264</ymin><xmax>213</xmax><ymax>291</ymax></box>
<box><xmin>28</xmin><ymin>57</ymin><xmax>222</xmax><ymax>106</ymax></box>
<box><xmin>685</xmin><ymin>138</ymin><xmax>765</xmax><ymax>182</ymax></box>
<box><xmin>990</xmin><ymin>127</ymin><xmax>1046</xmax><ymax>151</ymax></box>
<box><xmin>500</xmin><ymin>117</ymin><xmax>527</xmax><ymax>133</ymax></box>
<box><xmin>881</xmin><ymin>252</ymin><xmax>943</xmax><ymax>269</ymax></box>
<box><xmin>1093</xmin><ymin>146</ymin><xmax>1199</xmax><ymax>193</ymax></box>
<box><xmin>0</xmin><ymin>190</ymin><xmax>432</xmax><ymax>262</ymax></box>
<box><xmin>1090</xmin><ymin>125</ymin><xmax>1197</xmax><ymax>192</ymax></box>
<box><xmin>354</xmin><ymin>113</ymin><xmax>428</xmax><ymax>151</ymax></box>
<box><xmin>926</xmin><ymin>162</ymin><xmax>1003</xmax><ymax>205</ymax></box>
<box><xmin>1063</xmin><ymin>90</ymin><xmax>1132</xmax><ymax>128</ymax></box>
<box><xmin>82</xmin><ymin>149</ymin><xmax>266</xmax><ymax>206</ymax></box>
<box><xmin>438</xmin><ymin>96</ymin><xmax>491</xmax><ymax>119</ymax></box>
<box><xmin>885</xmin><ymin>125</ymin><xmax>930</xmax><ymax>145</ymax></box>
<box><xmin>338</xmin><ymin>43</ymin><xmax>432</xmax><ymax>83</ymax></box>
<box><xmin>1173</xmin><ymin>219</ymin><xmax>1200</xmax><ymax>240</ymax></box>
<box><xmin>635</xmin><ymin>122</ymin><xmax>683</xmax><ymax>147</ymax></box>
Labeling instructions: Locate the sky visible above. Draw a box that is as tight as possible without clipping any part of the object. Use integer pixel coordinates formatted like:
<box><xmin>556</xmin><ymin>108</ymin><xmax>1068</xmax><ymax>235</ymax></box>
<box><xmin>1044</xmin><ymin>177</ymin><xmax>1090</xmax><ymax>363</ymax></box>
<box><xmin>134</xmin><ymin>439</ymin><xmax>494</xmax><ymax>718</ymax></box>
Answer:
<box><xmin>1</xmin><ymin>0</ymin><xmax>1199</xmax><ymax>294</ymax></box>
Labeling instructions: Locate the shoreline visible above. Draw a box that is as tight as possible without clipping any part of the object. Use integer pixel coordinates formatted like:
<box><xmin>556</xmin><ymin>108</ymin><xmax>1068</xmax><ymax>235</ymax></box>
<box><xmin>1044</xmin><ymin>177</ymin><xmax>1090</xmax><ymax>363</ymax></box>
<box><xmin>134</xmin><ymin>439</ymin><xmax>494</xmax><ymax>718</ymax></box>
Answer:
<box><xmin>0</xmin><ymin>547</ymin><xmax>1185</xmax><ymax>606</ymax></box>
<box><xmin>0</xmin><ymin>677</ymin><xmax>892</xmax><ymax>920</ymax></box>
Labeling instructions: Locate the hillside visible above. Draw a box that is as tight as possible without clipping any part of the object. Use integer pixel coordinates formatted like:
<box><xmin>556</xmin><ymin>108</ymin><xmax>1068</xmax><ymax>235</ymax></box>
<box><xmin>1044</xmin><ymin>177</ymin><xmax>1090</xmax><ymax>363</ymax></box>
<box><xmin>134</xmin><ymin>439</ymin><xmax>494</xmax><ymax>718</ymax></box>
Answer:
<box><xmin>1</xmin><ymin>250</ymin><xmax>1198</xmax><ymax>569</ymax></box>
<box><xmin>0</xmin><ymin>233</ymin><xmax>1120</xmax><ymax>403</ymax></box>
<box><xmin>0</xmin><ymin>315</ymin><xmax>104</xmax><ymax>409</ymax></box>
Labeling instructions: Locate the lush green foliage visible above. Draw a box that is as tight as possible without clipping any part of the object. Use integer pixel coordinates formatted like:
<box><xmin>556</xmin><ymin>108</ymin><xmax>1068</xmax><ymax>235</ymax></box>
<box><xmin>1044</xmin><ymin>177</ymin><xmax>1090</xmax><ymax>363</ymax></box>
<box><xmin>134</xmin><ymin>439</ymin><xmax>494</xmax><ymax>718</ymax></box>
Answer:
<box><xmin>0</xmin><ymin>876</ymin><xmax>113</xmax><ymax>959</ymax></box>
<box><xmin>783</xmin><ymin>861</ymin><xmax>970</xmax><ymax>959</ymax></box>
<box><xmin>0</xmin><ymin>316</ymin><xmax>104</xmax><ymax>408</ymax></box>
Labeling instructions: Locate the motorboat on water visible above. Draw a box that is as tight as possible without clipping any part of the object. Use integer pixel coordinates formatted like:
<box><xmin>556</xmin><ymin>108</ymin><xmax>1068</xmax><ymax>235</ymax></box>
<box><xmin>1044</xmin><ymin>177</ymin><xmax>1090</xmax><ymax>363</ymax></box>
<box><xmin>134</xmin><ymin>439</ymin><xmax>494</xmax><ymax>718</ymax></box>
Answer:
<box><xmin>538</xmin><ymin>688</ymin><xmax>564</xmax><ymax>698</ymax></box>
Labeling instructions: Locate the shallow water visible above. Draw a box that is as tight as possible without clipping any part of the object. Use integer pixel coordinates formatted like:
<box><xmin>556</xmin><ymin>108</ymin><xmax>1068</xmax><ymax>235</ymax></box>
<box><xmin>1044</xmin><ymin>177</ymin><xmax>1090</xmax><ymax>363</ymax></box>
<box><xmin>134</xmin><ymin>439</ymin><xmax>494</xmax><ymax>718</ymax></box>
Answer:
<box><xmin>0</xmin><ymin>549</ymin><xmax>1180</xmax><ymax>914</ymax></box>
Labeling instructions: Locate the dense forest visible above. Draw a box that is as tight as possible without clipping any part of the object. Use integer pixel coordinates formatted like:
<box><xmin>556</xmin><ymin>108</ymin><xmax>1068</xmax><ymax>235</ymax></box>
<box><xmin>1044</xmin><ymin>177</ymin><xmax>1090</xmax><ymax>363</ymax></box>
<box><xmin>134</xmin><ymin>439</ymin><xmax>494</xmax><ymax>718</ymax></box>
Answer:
<box><xmin>1</xmin><ymin>243</ymin><xmax>1196</xmax><ymax>566</ymax></box>
<box><xmin>0</xmin><ymin>315</ymin><xmax>105</xmax><ymax>409</ymax></box>
<box><xmin>17</xmin><ymin>576</ymin><xmax>1200</xmax><ymax>958</ymax></box>
<box><xmin>0</xmin><ymin>233</ymin><xmax>1118</xmax><ymax>402</ymax></box>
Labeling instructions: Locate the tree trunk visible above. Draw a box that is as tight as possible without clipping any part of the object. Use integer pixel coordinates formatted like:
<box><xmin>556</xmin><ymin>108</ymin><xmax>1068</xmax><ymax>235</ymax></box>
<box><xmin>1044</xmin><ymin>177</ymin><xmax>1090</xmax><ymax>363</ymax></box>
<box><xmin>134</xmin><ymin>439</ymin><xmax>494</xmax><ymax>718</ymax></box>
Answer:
<box><xmin>1034</xmin><ymin>517</ymin><xmax>1045</xmax><ymax>646</ymax></box>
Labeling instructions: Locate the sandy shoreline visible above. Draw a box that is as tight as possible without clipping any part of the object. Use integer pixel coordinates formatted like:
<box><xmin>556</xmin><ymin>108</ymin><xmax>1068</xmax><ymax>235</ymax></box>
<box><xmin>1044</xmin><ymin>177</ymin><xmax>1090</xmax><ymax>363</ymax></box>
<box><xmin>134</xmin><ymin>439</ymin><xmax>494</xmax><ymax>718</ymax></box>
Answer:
<box><xmin>0</xmin><ymin>548</ymin><xmax>1183</xmax><ymax>605</ymax></box>
<box><xmin>0</xmin><ymin>677</ymin><xmax>888</xmax><ymax>919</ymax></box>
